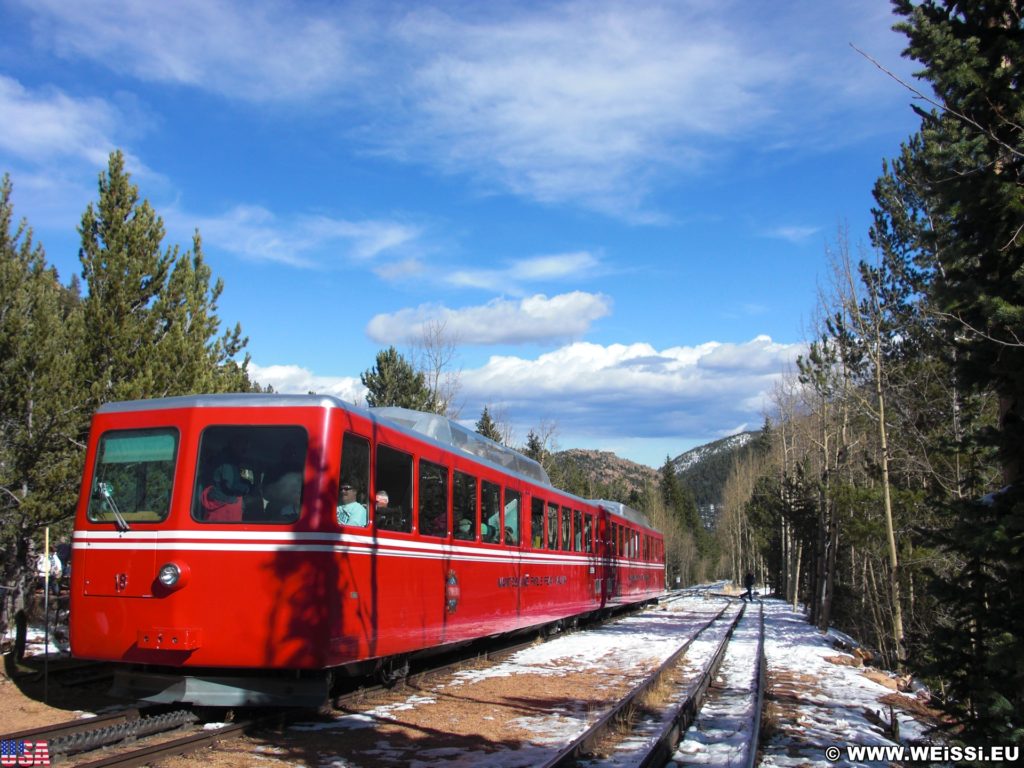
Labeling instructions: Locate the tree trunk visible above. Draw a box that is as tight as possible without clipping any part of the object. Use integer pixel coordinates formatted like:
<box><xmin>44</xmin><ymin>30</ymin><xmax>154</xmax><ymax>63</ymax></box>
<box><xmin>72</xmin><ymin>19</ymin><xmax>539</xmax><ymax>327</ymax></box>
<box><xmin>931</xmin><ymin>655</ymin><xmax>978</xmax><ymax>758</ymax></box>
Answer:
<box><xmin>791</xmin><ymin>541</ymin><xmax>803</xmax><ymax>611</ymax></box>
<box><xmin>877</xmin><ymin>369</ymin><xmax>904</xmax><ymax>665</ymax></box>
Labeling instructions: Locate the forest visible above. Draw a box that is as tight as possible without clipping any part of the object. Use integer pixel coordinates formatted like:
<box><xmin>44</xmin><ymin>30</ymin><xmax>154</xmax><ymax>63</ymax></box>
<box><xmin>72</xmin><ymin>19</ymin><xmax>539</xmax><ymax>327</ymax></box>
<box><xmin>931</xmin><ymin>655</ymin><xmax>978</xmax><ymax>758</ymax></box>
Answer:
<box><xmin>713</xmin><ymin>0</ymin><xmax>1024</xmax><ymax>749</ymax></box>
<box><xmin>1</xmin><ymin>0</ymin><xmax>1021</xmax><ymax>752</ymax></box>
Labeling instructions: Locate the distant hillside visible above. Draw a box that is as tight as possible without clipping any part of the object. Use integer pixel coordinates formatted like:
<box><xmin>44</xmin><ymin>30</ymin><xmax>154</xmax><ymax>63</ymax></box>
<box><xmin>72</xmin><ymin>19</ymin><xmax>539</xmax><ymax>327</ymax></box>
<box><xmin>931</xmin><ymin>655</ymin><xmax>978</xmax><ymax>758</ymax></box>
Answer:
<box><xmin>672</xmin><ymin>432</ymin><xmax>756</xmax><ymax>524</ymax></box>
<box><xmin>549</xmin><ymin>449</ymin><xmax>658</xmax><ymax>501</ymax></box>
<box><xmin>548</xmin><ymin>432</ymin><xmax>758</xmax><ymax>526</ymax></box>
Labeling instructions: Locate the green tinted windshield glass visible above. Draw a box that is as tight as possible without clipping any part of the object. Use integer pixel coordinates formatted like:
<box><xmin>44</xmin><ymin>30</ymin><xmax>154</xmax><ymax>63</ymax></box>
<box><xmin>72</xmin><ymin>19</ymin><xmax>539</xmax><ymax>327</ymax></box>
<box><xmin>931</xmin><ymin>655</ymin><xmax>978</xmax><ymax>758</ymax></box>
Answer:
<box><xmin>88</xmin><ymin>429</ymin><xmax>178</xmax><ymax>523</ymax></box>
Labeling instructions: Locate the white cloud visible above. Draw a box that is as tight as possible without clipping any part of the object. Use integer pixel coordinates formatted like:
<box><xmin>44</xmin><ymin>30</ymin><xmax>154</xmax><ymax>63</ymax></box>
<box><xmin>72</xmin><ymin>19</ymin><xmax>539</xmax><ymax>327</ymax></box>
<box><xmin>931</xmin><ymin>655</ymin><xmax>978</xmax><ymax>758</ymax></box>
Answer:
<box><xmin>251</xmin><ymin>334</ymin><xmax>805</xmax><ymax>466</ymax></box>
<box><xmin>459</xmin><ymin>335</ymin><xmax>804</xmax><ymax>440</ymax></box>
<box><xmin>763</xmin><ymin>225</ymin><xmax>821</xmax><ymax>244</ymax></box>
<box><xmin>448</xmin><ymin>252</ymin><xmax>601</xmax><ymax>292</ymax></box>
<box><xmin>248</xmin><ymin>363</ymin><xmax>366</xmax><ymax>403</ymax></box>
<box><xmin>388</xmin><ymin>3</ymin><xmax>783</xmax><ymax>215</ymax></box>
<box><xmin>17</xmin><ymin>1</ymin><xmax>910</xmax><ymax>216</ymax></box>
<box><xmin>19</xmin><ymin>0</ymin><xmax>357</xmax><ymax>102</ymax></box>
<box><xmin>0</xmin><ymin>75</ymin><xmax>119</xmax><ymax>167</ymax></box>
<box><xmin>366</xmin><ymin>292</ymin><xmax>612</xmax><ymax>345</ymax></box>
<box><xmin>182</xmin><ymin>205</ymin><xmax>420</xmax><ymax>268</ymax></box>
<box><xmin>378</xmin><ymin>2</ymin><xmax>908</xmax><ymax>216</ymax></box>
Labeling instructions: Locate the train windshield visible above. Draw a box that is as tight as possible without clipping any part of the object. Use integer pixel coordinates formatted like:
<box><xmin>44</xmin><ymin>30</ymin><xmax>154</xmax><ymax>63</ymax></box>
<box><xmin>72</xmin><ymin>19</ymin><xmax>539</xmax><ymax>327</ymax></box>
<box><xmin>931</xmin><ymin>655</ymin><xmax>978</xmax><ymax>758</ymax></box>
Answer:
<box><xmin>87</xmin><ymin>428</ymin><xmax>179</xmax><ymax>525</ymax></box>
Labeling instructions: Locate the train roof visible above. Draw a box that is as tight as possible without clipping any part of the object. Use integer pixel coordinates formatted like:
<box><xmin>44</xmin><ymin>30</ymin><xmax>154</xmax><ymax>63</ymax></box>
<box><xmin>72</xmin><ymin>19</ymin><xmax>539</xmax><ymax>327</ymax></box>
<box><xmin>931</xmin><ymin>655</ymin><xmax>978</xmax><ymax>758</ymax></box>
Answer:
<box><xmin>97</xmin><ymin>393</ymin><xmax>552</xmax><ymax>487</ymax></box>
<box><xmin>97</xmin><ymin>394</ymin><xmax>659</xmax><ymax>529</ymax></box>
<box><xmin>369</xmin><ymin>406</ymin><xmax>551</xmax><ymax>486</ymax></box>
<box><xmin>590</xmin><ymin>499</ymin><xmax>653</xmax><ymax>528</ymax></box>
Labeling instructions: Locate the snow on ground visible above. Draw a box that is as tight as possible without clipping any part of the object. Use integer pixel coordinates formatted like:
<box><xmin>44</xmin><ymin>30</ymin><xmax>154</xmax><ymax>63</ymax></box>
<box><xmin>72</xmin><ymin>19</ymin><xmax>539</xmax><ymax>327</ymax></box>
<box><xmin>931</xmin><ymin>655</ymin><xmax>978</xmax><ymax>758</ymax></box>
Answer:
<box><xmin>757</xmin><ymin>599</ymin><xmax>933</xmax><ymax>767</ymax></box>
<box><xmin>6</xmin><ymin>592</ymin><xmax>938</xmax><ymax>767</ymax></box>
<box><xmin>291</xmin><ymin>596</ymin><xmax>732</xmax><ymax>767</ymax></box>
<box><xmin>291</xmin><ymin>596</ymin><xmax>937</xmax><ymax>768</ymax></box>
<box><xmin>4</xmin><ymin>621</ymin><xmax>70</xmax><ymax>659</ymax></box>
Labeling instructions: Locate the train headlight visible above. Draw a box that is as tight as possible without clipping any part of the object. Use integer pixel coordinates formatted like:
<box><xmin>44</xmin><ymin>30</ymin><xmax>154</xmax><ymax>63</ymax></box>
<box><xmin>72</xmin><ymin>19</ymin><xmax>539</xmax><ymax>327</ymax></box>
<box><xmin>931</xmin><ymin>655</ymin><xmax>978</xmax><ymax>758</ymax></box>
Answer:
<box><xmin>158</xmin><ymin>563</ymin><xmax>181</xmax><ymax>587</ymax></box>
<box><xmin>156</xmin><ymin>561</ymin><xmax>190</xmax><ymax>592</ymax></box>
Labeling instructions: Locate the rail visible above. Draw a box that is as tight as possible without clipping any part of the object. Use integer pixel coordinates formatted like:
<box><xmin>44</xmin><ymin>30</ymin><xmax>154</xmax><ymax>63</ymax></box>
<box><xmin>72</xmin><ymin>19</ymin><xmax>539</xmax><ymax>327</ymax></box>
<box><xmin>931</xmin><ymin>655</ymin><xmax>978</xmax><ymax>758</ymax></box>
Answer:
<box><xmin>538</xmin><ymin>600</ymin><xmax>741</xmax><ymax>768</ymax></box>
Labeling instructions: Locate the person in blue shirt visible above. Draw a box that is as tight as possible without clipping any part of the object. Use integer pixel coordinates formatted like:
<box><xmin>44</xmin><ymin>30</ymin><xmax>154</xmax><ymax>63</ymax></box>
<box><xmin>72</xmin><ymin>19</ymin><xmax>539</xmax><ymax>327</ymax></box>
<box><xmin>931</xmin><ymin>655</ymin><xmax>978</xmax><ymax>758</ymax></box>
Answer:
<box><xmin>337</xmin><ymin>483</ymin><xmax>368</xmax><ymax>526</ymax></box>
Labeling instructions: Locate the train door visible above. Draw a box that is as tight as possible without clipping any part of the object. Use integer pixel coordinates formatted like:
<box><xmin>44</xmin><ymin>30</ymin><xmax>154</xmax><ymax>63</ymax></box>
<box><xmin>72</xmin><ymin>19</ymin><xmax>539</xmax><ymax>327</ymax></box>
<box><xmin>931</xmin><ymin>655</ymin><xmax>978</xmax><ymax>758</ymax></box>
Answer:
<box><xmin>501</xmin><ymin>486</ymin><xmax>525</xmax><ymax>625</ymax></box>
<box><xmin>596</xmin><ymin>507</ymin><xmax>614</xmax><ymax>608</ymax></box>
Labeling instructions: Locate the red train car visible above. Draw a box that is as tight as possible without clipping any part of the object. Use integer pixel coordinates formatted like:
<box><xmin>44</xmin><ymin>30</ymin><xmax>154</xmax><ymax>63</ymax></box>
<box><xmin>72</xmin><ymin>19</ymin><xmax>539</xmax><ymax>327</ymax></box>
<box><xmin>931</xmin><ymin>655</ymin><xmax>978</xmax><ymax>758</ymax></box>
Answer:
<box><xmin>70</xmin><ymin>394</ymin><xmax>664</xmax><ymax>706</ymax></box>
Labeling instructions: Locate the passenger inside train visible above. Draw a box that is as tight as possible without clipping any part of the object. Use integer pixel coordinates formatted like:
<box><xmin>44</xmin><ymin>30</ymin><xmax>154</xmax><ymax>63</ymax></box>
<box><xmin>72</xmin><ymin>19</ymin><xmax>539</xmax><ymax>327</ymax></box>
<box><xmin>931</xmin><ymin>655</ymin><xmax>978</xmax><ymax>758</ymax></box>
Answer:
<box><xmin>192</xmin><ymin>425</ymin><xmax>306</xmax><ymax>524</ymax></box>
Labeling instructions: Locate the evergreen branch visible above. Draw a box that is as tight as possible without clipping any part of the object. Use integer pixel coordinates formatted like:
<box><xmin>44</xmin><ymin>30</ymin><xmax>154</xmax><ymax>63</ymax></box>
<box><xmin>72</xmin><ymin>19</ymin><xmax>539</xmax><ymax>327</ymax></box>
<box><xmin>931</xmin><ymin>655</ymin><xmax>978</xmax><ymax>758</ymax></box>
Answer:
<box><xmin>851</xmin><ymin>44</ymin><xmax>1024</xmax><ymax>162</ymax></box>
<box><xmin>934</xmin><ymin>309</ymin><xmax>1024</xmax><ymax>347</ymax></box>
<box><xmin>1001</xmin><ymin>220</ymin><xmax>1024</xmax><ymax>252</ymax></box>
<box><xmin>0</xmin><ymin>486</ymin><xmax>23</xmax><ymax>506</ymax></box>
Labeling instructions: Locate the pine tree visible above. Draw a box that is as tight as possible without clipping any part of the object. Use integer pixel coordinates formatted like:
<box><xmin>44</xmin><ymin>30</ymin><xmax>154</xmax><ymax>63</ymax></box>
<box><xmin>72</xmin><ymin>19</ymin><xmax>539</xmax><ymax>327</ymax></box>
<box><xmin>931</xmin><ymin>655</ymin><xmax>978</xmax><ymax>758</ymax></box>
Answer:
<box><xmin>659</xmin><ymin>457</ymin><xmax>701</xmax><ymax>533</ymax></box>
<box><xmin>873</xmin><ymin>0</ymin><xmax>1024</xmax><ymax>745</ymax></box>
<box><xmin>522</xmin><ymin>430</ymin><xmax>547</xmax><ymax>464</ymax></box>
<box><xmin>361</xmin><ymin>346</ymin><xmax>435</xmax><ymax>410</ymax></box>
<box><xmin>152</xmin><ymin>231</ymin><xmax>254</xmax><ymax>394</ymax></box>
<box><xmin>79</xmin><ymin>151</ymin><xmax>172</xmax><ymax>406</ymax></box>
<box><xmin>0</xmin><ymin>174</ymin><xmax>84</xmax><ymax>644</ymax></box>
<box><xmin>475</xmin><ymin>406</ymin><xmax>503</xmax><ymax>443</ymax></box>
<box><xmin>78</xmin><ymin>151</ymin><xmax>254</xmax><ymax>410</ymax></box>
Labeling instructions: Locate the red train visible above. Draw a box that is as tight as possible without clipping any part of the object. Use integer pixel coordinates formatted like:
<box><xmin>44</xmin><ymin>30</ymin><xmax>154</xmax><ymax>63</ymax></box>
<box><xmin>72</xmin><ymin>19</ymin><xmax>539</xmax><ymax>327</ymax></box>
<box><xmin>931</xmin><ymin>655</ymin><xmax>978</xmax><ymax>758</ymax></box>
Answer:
<box><xmin>69</xmin><ymin>394</ymin><xmax>665</xmax><ymax>706</ymax></box>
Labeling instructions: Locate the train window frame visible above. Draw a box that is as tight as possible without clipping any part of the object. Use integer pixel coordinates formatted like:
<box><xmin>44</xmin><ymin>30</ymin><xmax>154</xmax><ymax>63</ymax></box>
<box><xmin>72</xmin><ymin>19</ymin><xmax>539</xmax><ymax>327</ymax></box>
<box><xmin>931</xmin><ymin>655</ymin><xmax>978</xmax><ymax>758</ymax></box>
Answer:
<box><xmin>453</xmin><ymin>470</ymin><xmax>478</xmax><ymax>541</ymax></box>
<box><xmin>375</xmin><ymin>443</ymin><xmax>413</xmax><ymax>533</ymax></box>
<box><xmin>573</xmin><ymin>509</ymin><xmax>583</xmax><ymax>552</ymax></box>
<box><xmin>481</xmin><ymin>480</ymin><xmax>501</xmax><ymax>543</ymax></box>
<box><xmin>546</xmin><ymin>502</ymin><xmax>559</xmax><ymax>550</ymax></box>
<box><xmin>418</xmin><ymin>459</ymin><xmax>449</xmax><ymax>538</ymax></box>
<box><xmin>88</xmin><ymin>427</ymin><xmax>179</xmax><ymax>524</ymax></box>
<box><xmin>531</xmin><ymin>497</ymin><xmax>545</xmax><ymax>549</ymax></box>
<box><xmin>192</xmin><ymin>425</ymin><xmax>308</xmax><ymax>525</ymax></box>
<box><xmin>337</xmin><ymin>432</ymin><xmax>370</xmax><ymax>528</ymax></box>
<box><xmin>560</xmin><ymin>507</ymin><xmax>571</xmax><ymax>552</ymax></box>
<box><xmin>584</xmin><ymin>513</ymin><xmax>593</xmax><ymax>553</ymax></box>
<box><xmin>504</xmin><ymin>489</ymin><xmax>521</xmax><ymax>546</ymax></box>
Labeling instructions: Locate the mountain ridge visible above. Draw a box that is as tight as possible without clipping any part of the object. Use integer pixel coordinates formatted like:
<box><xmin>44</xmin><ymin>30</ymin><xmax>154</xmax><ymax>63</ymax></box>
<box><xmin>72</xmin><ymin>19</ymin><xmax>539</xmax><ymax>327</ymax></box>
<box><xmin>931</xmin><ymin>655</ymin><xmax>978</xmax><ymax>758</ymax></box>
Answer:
<box><xmin>550</xmin><ymin>431</ymin><xmax>757</xmax><ymax>522</ymax></box>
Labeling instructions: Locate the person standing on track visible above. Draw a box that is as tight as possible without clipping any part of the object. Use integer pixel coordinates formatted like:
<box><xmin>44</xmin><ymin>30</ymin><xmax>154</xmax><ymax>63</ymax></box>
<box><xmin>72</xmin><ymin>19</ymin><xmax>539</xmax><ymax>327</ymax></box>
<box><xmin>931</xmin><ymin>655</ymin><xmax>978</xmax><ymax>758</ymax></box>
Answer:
<box><xmin>742</xmin><ymin>571</ymin><xmax>755</xmax><ymax>601</ymax></box>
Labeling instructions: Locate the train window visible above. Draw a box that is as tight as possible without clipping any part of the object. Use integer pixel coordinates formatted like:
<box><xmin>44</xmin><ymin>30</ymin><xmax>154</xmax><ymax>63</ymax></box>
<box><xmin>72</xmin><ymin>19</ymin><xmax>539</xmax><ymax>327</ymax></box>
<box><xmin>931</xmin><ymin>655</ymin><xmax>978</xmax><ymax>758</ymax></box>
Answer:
<box><xmin>337</xmin><ymin>432</ymin><xmax>369</xmax><ymax>527</ymax></box>
<box><xmin>193</xmin><ymin>425</ymin><xmax>307</xmax><ymax>524</ymax></box>
<box><xmin>375</xmin><ymin>444</ymin><xmax>413</xmax><ymax>532</ymax></box>
<box><xmin>573</xmin><ymin>510</ymin><xmax>583</xmax><ymax>552</ymax></box>
<box><xmin>547</xmin><ymin>502</ymin><xmax>559</xmax><ymax>549</ymax></box>
<box><xmin>88</xmin><ymin>428</ymin><xmax>178</xmax><ymax>524</ymax></box>
<box><xmin>584</xmin><ymin>513</ymin><xmax>593</xmax><ymax>553</ymax></box>
<box><xmin>531</xmin><ymin>498</ymin><xmax>545</xmax><ymax>548</ymax></box>
<box><xmin>504</xmin><ymin>489</ymin><xmax>521</xmax><ymax>545</ymax></box>
<box><xmin>610</xmin><ymin>522</ymin><xmax>618</xmax><ymax>557</ymax></box>
<box><xmin>453</xmin><ymin>471</ymin><xmax>477</xmax><ymax>540</ymax></box>
<box><xmin>418</xmin><ymin>460</ymin><xmax>448</xmax><ymax>538</ymax></box>
<box><xmin>481</xmin><ymin>481</ymin><xmax>501</xmax><ymax>543</ymax></box>
<box><xmin>561</xmin><ymin>507</ymin><xmax>571</xmax><ymax>551</ymax></box>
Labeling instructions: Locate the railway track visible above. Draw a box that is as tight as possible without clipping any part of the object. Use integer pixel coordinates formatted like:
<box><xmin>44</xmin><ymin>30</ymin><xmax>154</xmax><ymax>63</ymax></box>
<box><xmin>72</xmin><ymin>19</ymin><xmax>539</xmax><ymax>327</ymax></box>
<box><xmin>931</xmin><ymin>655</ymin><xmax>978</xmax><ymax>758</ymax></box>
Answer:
<box><xmin>5</xmin><ymin>595</ymin><xmax>764</xmax><ymax>767</ymax></box>
<box><xmin>537</xmin><ymin>599</ymin><xmax>758</xmax><ymax>767</ymax></box>
<box><xmin>0</xmin><ymin>706</ymin><xmax>287</xmax><ymax>768</ymax></box>
<box><xmin>307</xmin><ymin>602</ymin><xmax>765</xmax><ymax>768</ymax></box>
<box><xmin>671</xmin><ymin>599</ymin><xmax>766</xmax><ymax>767</ymax></box>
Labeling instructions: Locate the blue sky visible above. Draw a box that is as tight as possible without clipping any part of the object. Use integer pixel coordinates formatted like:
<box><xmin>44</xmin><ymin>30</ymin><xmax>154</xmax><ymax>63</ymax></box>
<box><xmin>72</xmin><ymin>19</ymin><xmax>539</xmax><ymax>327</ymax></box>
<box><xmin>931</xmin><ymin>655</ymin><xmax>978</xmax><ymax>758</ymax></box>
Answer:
<box><xmin>0</xmin><ymin>0</ymin><xmax>920</xmax><ymax>467</ymax></box>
